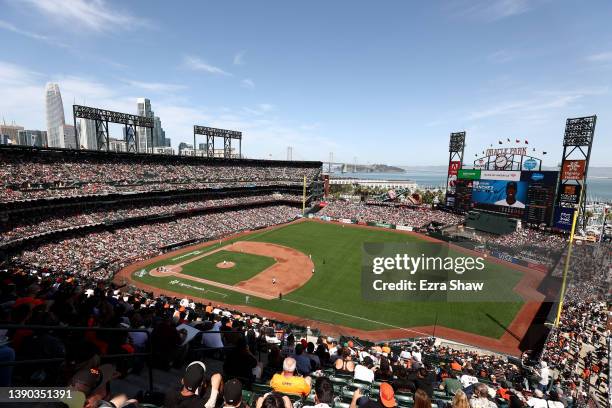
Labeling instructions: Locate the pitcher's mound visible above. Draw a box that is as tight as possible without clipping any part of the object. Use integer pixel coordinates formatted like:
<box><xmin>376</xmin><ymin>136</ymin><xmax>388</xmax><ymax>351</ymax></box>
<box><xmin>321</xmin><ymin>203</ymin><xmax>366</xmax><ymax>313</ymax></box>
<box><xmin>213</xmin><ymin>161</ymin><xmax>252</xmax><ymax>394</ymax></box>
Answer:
<box><xmin>216</xmin><ymin>261</ymin><xmax>236</xmax><ymax>269</ymax></box>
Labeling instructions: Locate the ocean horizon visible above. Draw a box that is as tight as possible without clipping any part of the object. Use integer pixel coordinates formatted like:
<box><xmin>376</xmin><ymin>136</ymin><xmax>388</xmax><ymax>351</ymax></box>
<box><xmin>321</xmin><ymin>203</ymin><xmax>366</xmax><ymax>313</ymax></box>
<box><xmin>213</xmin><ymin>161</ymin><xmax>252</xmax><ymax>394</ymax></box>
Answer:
<box><xmin>330</xmin><ymin>169</ymin><xmax>612</xmax><ymax>202</ymax></box>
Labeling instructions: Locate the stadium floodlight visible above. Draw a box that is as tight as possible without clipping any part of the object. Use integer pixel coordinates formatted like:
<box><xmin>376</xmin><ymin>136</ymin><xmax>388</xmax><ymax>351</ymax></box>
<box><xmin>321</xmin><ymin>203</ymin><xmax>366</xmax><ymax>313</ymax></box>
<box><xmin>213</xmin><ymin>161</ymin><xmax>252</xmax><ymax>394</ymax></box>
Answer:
<box><xmin>449</xmin><ymin>132</ymin><xmax>466</xmax><ymax>152</ymax></box>
<box><xmin>73</xmin><ymin>104</ymin><xmax>154</xmax><ymax>153</ymax></box>
<box><xmin>194</xmin><ymin>125</ymin><xmax>242</xmax><ymax>159</ymax></box>
<box><xmin>563</xmin><ymin>116</ymin><xmax>596</xmax><ymax>147</ymax></box>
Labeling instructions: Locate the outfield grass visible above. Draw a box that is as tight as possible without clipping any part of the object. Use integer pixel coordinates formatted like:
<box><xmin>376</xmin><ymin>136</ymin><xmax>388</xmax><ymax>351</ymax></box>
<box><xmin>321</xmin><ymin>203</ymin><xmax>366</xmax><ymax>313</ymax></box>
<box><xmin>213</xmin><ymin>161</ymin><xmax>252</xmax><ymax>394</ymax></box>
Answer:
<box><xmin>132</xmin><ymin>220</ymin><xmax>525</xmax><ymax>338</ymax></box>
<box><xmin>180</xmin><ymin>250</ymin><xmax>276</xmax><ymax>285</ymax></box>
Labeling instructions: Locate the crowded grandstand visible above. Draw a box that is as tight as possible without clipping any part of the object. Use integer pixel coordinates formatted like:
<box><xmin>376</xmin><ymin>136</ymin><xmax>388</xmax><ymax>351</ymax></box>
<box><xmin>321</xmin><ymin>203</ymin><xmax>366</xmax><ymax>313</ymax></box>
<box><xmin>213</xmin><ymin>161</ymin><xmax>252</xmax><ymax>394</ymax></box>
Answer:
<box><xmin>0</xmin><ymin>146</ymin><xmax>608</xmax><ymax>408</ymax></box>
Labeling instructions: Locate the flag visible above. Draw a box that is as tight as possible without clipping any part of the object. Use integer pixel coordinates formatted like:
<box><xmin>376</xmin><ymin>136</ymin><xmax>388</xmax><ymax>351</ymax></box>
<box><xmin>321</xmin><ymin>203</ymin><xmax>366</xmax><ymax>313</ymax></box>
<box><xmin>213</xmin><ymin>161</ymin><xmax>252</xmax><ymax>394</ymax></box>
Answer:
<box><xmin>525</xmin><ymin>140</ymin><xmax>529</xmax><ymax>144</ymax></box>
<box><xmin>515</xmin><ymin>139</ymin><xmax>520</xmax><ymax>143</ymax></box>
<box><xmin>507</xmin><ymin>138</ymin><xmax>510</xmax><ymax>142</ymax></box>
<box><xmin>543</xmin><ymin>151</ymin><xmax>547</xmax><ymax>155</ymax></box>
<box><xmin>498</xmin><ymin>141</ymin><xmax>503</xmax><ymax>145</ymax></box>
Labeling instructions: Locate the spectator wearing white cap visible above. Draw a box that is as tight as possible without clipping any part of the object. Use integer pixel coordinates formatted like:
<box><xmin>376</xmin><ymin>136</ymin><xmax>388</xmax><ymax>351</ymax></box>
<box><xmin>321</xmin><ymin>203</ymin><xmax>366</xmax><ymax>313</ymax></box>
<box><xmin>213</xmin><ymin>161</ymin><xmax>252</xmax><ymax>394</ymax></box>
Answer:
<box><xmin>269</xmin><ymin>357</ymin><xmax>311</xmax><ymax>396</ymax></box>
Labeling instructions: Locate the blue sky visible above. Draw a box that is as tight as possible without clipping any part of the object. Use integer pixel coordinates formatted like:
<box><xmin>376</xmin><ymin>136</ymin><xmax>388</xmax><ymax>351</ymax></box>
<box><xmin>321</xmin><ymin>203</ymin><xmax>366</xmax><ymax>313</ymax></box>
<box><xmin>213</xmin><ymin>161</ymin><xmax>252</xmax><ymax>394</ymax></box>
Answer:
<box><xmin>1</xmin><ymin>0</ymin><xmax>611</xmax><ymax>166</ymax></box>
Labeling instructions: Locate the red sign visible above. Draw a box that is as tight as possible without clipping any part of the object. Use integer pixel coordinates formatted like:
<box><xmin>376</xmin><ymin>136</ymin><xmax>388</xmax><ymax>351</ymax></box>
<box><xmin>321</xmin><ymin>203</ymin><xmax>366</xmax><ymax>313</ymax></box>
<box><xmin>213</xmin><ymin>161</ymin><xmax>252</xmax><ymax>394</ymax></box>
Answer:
<box><xmin>561</xmin><ymin>160</ymin><xmax>586</xmax><ymax>181</ymax></box>
<box><xmin>448</xmin><ymin>161</ymin><xmax>461</xmax><ymax>176</ymax></box>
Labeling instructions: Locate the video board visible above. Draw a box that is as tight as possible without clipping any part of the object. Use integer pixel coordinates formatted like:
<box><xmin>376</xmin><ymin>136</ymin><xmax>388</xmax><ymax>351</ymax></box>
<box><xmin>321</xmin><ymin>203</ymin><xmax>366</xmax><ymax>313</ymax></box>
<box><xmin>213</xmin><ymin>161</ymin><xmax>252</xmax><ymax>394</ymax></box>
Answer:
<box><xmin>455</xmin><ymin>169</ymin><xmax>559</xmax><ymax>224</ymax></box>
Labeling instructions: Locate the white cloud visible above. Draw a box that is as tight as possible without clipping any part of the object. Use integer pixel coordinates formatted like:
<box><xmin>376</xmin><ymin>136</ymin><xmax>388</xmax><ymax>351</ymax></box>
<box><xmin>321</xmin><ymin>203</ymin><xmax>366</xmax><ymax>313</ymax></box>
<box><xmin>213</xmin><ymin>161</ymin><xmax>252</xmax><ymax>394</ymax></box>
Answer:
<box><xmin>0</xmin><ymin>59</ymin><xmax>334</xmax><ymax>160</ymax></box>
<box><xmin>183</xmin><ymin>55</ymin><xmax>232</xmax><ymax>76</ymax></box>
<box><xmin>233</xmin><ymin>51</ymin><xmax>245</xmax><ymax>65</ymax></box>
<box><xmin>20</xmin><ymin>0</ymin><xmax>149</xmax><ymax>33</ymax></box>
<box><xmin>242</xmin><ymin>103</ymin><xmax>274</xmax><ymax>116</ymax></box>
<box><xmin>586</xmin><ymin>52</ymin><xmax>612</xmax><ymax>62</ymax></box>
<box><xmin>0</xmin><ymin>19</ymin><xmax>53</xmax><ymax>42</ymax></box>
<box><xmin>488</xmin><ymin>49</ymin><xmax>518</xmax><ymax>64</ymax></box>
<box><xmin>120</xmin><ymin>79</ymin><xmax>186</xmax><ymax>92</ymax></box>
<box><xmin>241</xmin><ymin>78</ymin><xmax>255</xmax><ymax>89</ymax></box>
<box><xmin>450</xmin><ymin>0</ymin><xmax>534</xmax><ymax>22</ymax></box>
<box><xmin>467</xmin><ymin>87</ymin><xmax>607</xmax><ymax>120</ymax></box>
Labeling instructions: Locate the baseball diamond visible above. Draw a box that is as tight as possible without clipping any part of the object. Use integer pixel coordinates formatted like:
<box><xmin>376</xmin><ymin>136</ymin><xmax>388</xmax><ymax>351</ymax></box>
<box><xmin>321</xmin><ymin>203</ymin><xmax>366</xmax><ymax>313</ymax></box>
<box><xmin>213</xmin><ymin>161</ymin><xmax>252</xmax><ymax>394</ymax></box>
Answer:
<box><xmin>117</xmin><ymin>218</ymin><xmax>548</xmax><ymax>355</ymax></box>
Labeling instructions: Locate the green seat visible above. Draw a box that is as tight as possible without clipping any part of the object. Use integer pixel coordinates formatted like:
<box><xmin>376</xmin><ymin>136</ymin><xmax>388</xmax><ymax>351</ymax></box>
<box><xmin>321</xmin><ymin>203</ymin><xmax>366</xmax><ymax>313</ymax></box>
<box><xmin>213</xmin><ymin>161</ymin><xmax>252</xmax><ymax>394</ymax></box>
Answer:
<box><xmin>241</xmin><ymin>390</ymin><xmax>254</xmax><ymax>406</ymax></box>
<box><xmin>305</xmin><ymin>391</ymin><xmax>316</xmax><ymax>403</ymax></box>
<box><xmin>280</xmin><ymin>393</ymin><xmax>304</xmax><ymax>402</ymax></box>
<box><xmin>252</xmin><ymin>383</ymin><xmax>273</xmax><ymax>394</ymax></box>
<box><xmin>330</xmin><ymin>376</ymin><xmax>350</xmax><ymax>385</ymax></box>
<box><xmin>341</xmin><ymin>388</ymin><xmax>357</xmax><ymax>402</ymax></box>
<box><xmin>395</xmin><ymin>394</ymin><xmax>414</xmax><ymax>404</ymax></box>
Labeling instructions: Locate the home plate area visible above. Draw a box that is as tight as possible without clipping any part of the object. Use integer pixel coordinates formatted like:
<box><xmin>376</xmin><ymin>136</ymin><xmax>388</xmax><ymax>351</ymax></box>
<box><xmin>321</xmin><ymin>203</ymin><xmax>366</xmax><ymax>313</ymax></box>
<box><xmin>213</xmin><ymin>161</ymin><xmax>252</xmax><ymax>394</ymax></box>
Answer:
<box><xmin>149</xmin><ymin>241</ymin><xmax>314</xmax><ymax>300</ymax></box>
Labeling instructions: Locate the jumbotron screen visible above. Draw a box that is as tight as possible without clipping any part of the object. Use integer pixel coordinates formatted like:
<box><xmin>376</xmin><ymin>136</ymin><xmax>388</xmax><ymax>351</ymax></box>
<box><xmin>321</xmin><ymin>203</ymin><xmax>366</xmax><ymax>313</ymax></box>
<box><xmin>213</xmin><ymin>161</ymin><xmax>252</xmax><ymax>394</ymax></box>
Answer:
<box><xmin>456</xmin><ymin>170</ymin><xmax>559</xmax><ymax>224</ymax></box>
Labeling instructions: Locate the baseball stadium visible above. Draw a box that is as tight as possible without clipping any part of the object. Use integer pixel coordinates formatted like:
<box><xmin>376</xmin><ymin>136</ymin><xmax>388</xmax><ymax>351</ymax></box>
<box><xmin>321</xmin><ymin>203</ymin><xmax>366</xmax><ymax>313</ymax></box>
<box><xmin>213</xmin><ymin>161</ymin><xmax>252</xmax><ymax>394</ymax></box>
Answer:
<box><xmin>0</xmin><ymin>3</ymin><xmax>610</xmax><ymax>405</ymax></box>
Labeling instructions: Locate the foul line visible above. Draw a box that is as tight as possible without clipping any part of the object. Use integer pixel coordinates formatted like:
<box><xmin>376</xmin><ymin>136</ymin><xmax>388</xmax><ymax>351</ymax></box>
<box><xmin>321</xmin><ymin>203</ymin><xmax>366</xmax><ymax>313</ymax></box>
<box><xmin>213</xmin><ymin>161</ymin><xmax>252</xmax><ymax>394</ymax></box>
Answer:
<box><xmin>282</xmin><ymin>298</ymin><xmax>431</xmax><ymax>337</ymax></box>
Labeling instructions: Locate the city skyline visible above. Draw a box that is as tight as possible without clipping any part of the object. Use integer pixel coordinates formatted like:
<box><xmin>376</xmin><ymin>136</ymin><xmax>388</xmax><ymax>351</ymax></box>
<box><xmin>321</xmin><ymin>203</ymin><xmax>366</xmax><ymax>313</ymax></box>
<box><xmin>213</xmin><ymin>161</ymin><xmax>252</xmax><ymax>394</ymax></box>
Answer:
<box><xmin>1</xmin><ymin>1</ymin><xmax>612</xmax><ymax>166</ymax></box>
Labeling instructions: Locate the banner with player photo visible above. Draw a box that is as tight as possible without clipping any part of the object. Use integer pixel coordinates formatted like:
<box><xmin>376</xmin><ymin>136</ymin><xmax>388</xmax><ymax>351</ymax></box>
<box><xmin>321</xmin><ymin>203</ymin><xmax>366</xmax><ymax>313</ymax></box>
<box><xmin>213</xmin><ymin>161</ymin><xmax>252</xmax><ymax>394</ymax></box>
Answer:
<box><xmin>472</xmin><ymin>179</ymin><xmax>528</xmax><ymax>209</ymax></box>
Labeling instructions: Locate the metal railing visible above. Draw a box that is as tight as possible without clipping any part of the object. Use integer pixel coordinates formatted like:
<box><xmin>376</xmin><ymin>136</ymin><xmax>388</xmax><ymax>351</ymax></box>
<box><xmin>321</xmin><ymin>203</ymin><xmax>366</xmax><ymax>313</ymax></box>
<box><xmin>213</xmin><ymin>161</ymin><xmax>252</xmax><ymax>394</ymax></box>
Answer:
<box><xmin>0</xmin><ymin>324</ymin><xmax>246</xmax><ymax>392</ymax></box>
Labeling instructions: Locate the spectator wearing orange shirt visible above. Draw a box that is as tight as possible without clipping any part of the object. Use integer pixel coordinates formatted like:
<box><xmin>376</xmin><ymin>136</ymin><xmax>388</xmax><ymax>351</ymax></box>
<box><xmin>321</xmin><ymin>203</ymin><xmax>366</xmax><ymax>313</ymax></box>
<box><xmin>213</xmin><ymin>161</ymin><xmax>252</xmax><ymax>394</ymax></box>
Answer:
<box><xmin>269</xmin><ymin>357</ymin><xmax>311</xmax><ymax>396</ymax></box>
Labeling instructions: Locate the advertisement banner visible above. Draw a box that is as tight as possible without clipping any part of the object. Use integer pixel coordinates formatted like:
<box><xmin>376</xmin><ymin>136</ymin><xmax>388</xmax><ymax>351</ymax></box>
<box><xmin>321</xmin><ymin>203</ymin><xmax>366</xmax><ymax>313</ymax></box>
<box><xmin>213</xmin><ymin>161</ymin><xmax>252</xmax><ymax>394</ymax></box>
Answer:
<box><xmin>368</xmin><ymin>222</ymin><xmax>393</xmax><ymax>229</ymax></box>
<box><xmin>561</xmin><ymin>160</ymin><xmax>586</xmax><ymax>181</ymax></box>
<box><xmin>553</xmin><ymin>207</ymin><xmax>575</xmax><ymax>231</ymax></box>
<box><xmin>448</xmin><ymin>161</ymin><xmax>461</xmax><ymax>176</ymax></box>
<box><xmin>480</xmin><ymin>170</ymin><xmax>521</xmax><ymax>181</ymax></box>
<box><xmin>458</xmin><ymin>169</ymin><xmax>481</xmax><ymax>180</ymax></box>
<box><xmin>395</xmin><ymin>225</ymin><xmax>414</xmax><ymax>231</ymax></box>
<box><xmin>340</xmin><ymin>218</ymin><xmax>352</xmax><ymax>224</ymax></box>
<box><xmin>472</xmin><ymin>179</ymin><xmax>528</xmax><ymax>208</ymax></box>
<box><xmin>520</xmin><ymin>171</ymin><xmax>558</xmax><ymax>184</ymax></box>
<box><xmin>558</xmin><ymin>184</ymin><xmax>582</xmax><ymax>204</ymax></box>
<box><xmin>447</xmin><ymin>175</ymin><xmax>457</xmax><ymax>193</ymax></box>
<box><xmin>521</xmin><ymin>158</ymin><xmax>539</xmax><ymax>171</ymax></box>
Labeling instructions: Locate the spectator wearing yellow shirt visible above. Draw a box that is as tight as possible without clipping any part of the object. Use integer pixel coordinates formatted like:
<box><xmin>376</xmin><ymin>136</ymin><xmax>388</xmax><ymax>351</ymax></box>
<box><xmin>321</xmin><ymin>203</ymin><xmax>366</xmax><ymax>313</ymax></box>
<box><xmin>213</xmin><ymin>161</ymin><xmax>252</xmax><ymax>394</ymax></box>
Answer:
<box><xmin>269</xmin><ymin>357</ymin><xmax>311</xmax><ymax>396</ymax></box>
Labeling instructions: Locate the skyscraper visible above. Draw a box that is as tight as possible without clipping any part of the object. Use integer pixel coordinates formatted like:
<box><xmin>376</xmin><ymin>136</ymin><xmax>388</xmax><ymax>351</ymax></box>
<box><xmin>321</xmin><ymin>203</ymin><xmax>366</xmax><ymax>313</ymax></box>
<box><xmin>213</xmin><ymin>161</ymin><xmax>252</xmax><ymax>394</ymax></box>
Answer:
<box><xmin>136</xmin><ymin>98</ymin><xmax>152</xmax><ymax>151</ymax></box>
<box><xmin>17</xmin><ymin>130</ymin><xmax>47</xmax><ymax>147</ymax></box>
<box><xmin>45</xmin><ymin>83</ymin><xmax>66</xmax><ymax>148</ymax></box>
<box><xmin>0</xmin><ymin>123</ymin><xmax>24</xmax><ymax>144</ymax></box>
<box><xmin>136</xmin><ymin>98</ymin><xmax>166</xmax><ymax>152</ymax></box>
<box><xmin>78</xmin><ymin>118</ymin><xmax>97</xmax><ymax>150</ymax></box>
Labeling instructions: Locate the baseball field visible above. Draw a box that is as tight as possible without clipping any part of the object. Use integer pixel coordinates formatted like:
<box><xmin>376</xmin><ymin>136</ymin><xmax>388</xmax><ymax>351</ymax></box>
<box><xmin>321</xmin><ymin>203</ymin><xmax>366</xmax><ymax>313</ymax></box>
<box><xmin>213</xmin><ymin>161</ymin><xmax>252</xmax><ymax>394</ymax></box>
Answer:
<box><xmin>119</xmin><ymin>219</ymin><xmax>545</xmax><ymax>354</ymax></box>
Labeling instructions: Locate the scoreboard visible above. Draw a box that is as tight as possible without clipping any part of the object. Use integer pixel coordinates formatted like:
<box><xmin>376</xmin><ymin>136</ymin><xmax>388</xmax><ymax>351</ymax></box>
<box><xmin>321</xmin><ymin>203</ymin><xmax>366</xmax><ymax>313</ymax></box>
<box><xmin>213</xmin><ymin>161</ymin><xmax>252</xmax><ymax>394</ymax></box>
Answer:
<box><xmin>455</xmin><ymin>170</ymin><xmax>559</xmax><ymax>226</ymax></box>
<box><xmin>522</xmin><ymin>171</ymin><xmax>558</xmax><ymax>225</ymax></box>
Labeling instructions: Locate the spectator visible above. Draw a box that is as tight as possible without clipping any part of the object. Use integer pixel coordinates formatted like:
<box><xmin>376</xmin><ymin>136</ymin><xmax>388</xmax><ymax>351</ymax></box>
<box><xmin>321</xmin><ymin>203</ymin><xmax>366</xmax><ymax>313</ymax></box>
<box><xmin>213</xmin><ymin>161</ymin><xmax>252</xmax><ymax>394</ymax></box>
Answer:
<box><xmin>165</xmin><ymin>361</ymin><xmax>222</xmax><ymax>408</ymax></box>
<box><xmin>470</xmin><ymin>383</ymin><xmax>497</xmax><ymax>408</ymax></box>
<box><xmin>68</xmin><ymin>364</ymin><xmax>116</xmax><ymax>408</ymax></box>
<box><xmin>451</xmin><ymin>390</ymin><xmax>469</xmax><ymax>408</ymax></box>
<box><xmin>527</xmin><ymin>389</ymin><xmax>547</xmax><ymax>408</ymax></box>
<box><xmin>354</xmin><ymin>356</ymin><xmax>375</xmax><ymax>383</ymax></box>
<box><xmin>334</xmin><ymin>347</ymin><xmax>355</xmax><ymax>375</ymax></box>
<box><xmin>256</xmin><ymin>393</ymin><xmax>292</xmax><ymax>408</ymax></box>
<box><xmin>303</xmin><ymin>377</ymin><xmax>334</xmax><ymax>408</ymax></box>
<box><xmin>294</xmin><ymin>343</ymin><xmax>312</xmax><ymax>375</ymax></box>
<box><xmin>269</xmin><ymin>357</ymin><xmax>311</xmax><ymax>396</ymax></box>
<box><xmin>536</xmin><ymin>362</ymin><xmax>549</xmax><ymax>392</ymax></box>
<box><xmin>305</xmin><ymin>342</ymin><xmax>321</xmax><ymax>371</ymax></box>
<box><xmin>413</xmin><ymin>389</ymin><xmax>431</xmax><ymax>408</ymax></box>
<box><xmin>223</xmin><ymin>378</ymin><xmax>247</xmax><ymax>408</ymax></box>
